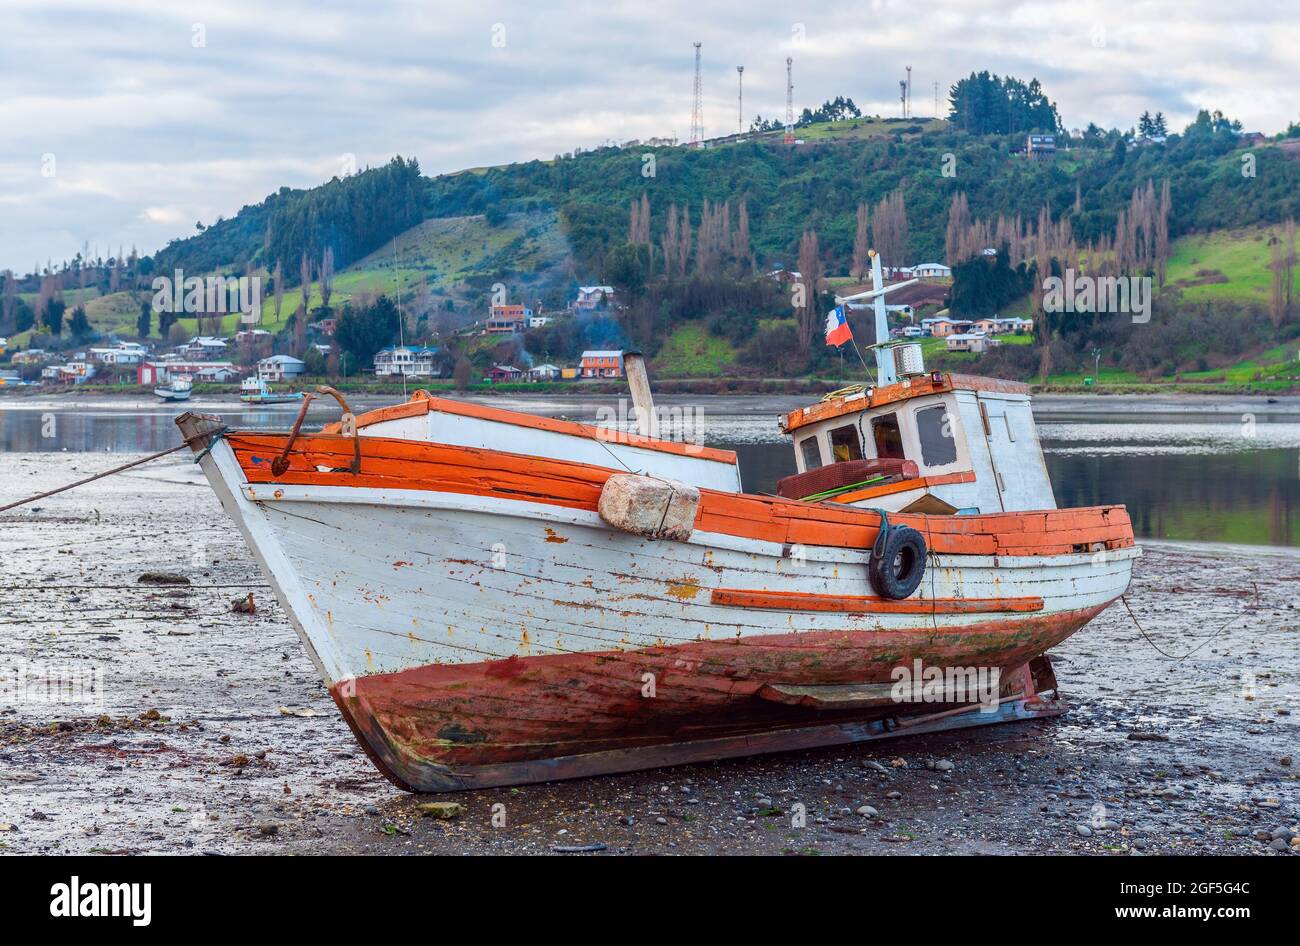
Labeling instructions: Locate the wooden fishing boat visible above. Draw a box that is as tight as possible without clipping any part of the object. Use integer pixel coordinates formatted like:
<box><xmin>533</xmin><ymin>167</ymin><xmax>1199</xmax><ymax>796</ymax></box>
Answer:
<box><xmin>154</xmin><ymin>376</ymin><xmax>192</xmax><ymax>401</ymax></box>
<box><xmin>175</xmin><ymin>257</ymin><xmax>1137</xmax><ymax>792</ymax></box>
<box><xmin>240</xmin><ymin>376</ymin><xmax>306</xmax><ymax>405</ymax></box>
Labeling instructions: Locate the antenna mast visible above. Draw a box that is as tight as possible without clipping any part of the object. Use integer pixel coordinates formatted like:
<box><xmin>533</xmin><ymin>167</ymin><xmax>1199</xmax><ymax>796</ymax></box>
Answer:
<box><xmin>736</xmin><ymin>65</ymin><xmax>744</xmax><ymax>134</ymax></box>
<box><xmin>784</xmin><ymin>57</ymin><xmax>794</xmax><ymax>144</ymax></box>
<box><xmin>905</xmin><ymin>65</ymin><xmax>912</xmax><ymax>119</ymax></box>
<box><xmin>690</xmin><ymin>43</ymin><xmax>704</xmax><ymax>147</ymax></box>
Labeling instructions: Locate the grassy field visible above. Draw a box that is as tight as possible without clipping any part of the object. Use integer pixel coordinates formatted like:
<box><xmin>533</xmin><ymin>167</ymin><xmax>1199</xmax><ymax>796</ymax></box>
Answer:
<box><xmin>1163</xmin><ymin>226</ymin><xmax>1296</xmax><ymax>304</ymax></box>
<box><xmin>782</xmin><ymin>117</ymin><xmax>947</xmax><ymax>142</ymax></box>
<box><xmin>653</xmin><ymin>324</ymin><xmax>735</xmax><ymax>377</ymax></box>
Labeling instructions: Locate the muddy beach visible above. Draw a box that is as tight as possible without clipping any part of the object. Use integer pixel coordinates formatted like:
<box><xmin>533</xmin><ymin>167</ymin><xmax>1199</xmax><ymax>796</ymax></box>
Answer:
<box><xmin>1</xmin><ymin>450</ymin><xmax>1297</xmax><ymax>856</ymax></box>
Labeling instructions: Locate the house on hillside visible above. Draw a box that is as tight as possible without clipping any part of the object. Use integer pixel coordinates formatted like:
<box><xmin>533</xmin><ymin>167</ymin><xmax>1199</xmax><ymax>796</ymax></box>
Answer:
<box><xmin>1026</xmin><ymin>134</ymin><xmax>1056</xmax><ymax>159</ymax></box>
<box><xmin>929</xmin><ymin>319</ymin><xmax>973</xmax><ymax>338</ymax></box>
<box><xmin>947</xmin><ymin>333</ymin><xmax>1000</xmax><ymax>353</ymax></box>
<box><xmin>257</xmin><ymin>354</ymin><xmax>307</xmax><ymax>382</ymax></box>
<box><xmin>11</xmin><ymin>349</ymin><xmax>47</xmax><ymax>365</ymax></box>
<box><xmin>486</xmin><ymin>304</ymin><xmax>532</xmax><ymax>334</ymax></box>
<box><xmin>912</xmin><ymin>263</ymin><xmax>952</xmax><ymax>279</ymax></box>
<box><xmin>488</xmin><ymin>364</ymin><xmax>523</xmax><ymax>383</ymax></box>
<box><xmin>580</xmin><ymin>350</ymin><xmax>624</xmax><ymax>379</ymax></box>
<box><xmin>573</xmin><ymin>286</ymin><xmax>616</xmax><ymax>311</ymax></box>
<box><xmin>181</xmin><ymin>336</ymin><xmax>228</xmax><ymax>360</ymax></box>
<box><xmin>526</xmin><ymin>363</ymin><xmax>561</xmax><ymax>382</ymax></box>
<box><xmin>138</xmin><ymin>360</ymin><xmax>234</xmax><ymax>385</ymax></box>
<box><xmin>41</xmin><ymin>361</ymin><xmax>96</xmax><ymax>385</ymax></box>
<box><xmin>374</xmin><ymin>345</ymin><xmax>441</xmax><ymax>378</ymax></box>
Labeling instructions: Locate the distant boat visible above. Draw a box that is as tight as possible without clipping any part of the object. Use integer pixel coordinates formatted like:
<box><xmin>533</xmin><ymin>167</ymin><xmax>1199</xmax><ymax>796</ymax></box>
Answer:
<box><xmin>240</xmin><ymin>377</ymin><xmax>304</xmax><ymax>405</ymax></box>
<box><xmin>154</xmin><ymin>376</ymin><xmax>192</xmax><ymax>401</ymax></box>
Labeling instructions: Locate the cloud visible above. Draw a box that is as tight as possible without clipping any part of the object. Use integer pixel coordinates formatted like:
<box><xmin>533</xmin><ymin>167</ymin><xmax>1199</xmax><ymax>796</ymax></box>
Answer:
<box><xmin>1</xmin><ymin>0</ymin><xmax>1295</xmax><ymax>268</ymax></box>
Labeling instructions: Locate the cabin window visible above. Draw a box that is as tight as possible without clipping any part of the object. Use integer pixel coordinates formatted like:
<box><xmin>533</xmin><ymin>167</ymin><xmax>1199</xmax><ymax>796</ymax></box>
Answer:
<box><xmin>828</xmin><ymin>424</ymin><xmax>863</xmax><ymax>463</ymax></box>
<box><xmin>871</xmin><ymin>413</ymin><xmax>905</xmax><ymax>460</ymax></box>
<box><xmin>799</xmin><ymin>436</ymin><xmax>824</xmax><ymax>470</ymax></box>
<box><xmin>916</xmin><ymin>405</ymin><xmax>957</xmax><ymax>467</ymax></box>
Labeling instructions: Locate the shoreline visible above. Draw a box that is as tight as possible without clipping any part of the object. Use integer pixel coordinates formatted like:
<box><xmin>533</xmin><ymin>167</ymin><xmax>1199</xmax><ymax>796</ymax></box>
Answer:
<box><xmin>4</xmin><ymin>388</ymin><xmax>1300</xmax><ymax>418</ymax></box>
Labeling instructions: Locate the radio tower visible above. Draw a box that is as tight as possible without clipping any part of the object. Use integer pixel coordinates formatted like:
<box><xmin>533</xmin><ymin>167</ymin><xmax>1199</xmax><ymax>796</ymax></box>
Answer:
<box><xmin>736</xmin><ymin>66</ymin><xmax>744</xmax><ymax>135</ymax></box>
<box><xmin>899</xmin><ymin>79</ymin><xmax>907</xmax><ymax>118</ymax></box>
<box><xmin>906</xmin><ymin>65</ymin><xmax>912</xmax><ymax>119</ymax></box>
<box><xmin>934</xmin><ymin>80</ymin><xmax>939</xmax><ymax>119</ymax></box>
<box><xmin>689</xmin><ymin>42</ymin><xmax>704</xmax><ymax>147</ymax></box>
<box><xmin>784</xmin><ymin>57</ymin><xmax>794</xmax><ymax>144</ymax></box>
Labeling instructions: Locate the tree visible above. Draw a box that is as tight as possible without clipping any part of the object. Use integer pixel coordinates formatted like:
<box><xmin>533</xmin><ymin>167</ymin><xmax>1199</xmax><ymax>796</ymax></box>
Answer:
<box><xmin>41</xmin><ymin>299</ymin><xmax>65</xmax><ymax>336</ymax></box>
<box><xmin>948</xmin><ymin>72</ymin><xmax>1060</xmax><ymax>135</ymax></box>
<box><xmin>335</xmin><ymin>295</ymin><xmax>400</xmax><ymax>368</ymax></box>
<box><xmin>851</xmin><ymin>203</ymin><xmax>870</xmax><ymax>279</ymax></box>
<box><xmin>0</xmin><ymin>270</ymin><xmax>14</xmax><ymax>334</ymax></box>
<box><xmin>68</xmin><ymin>305</ymin><xmax>92</xmax><ymax>340</ymax></box>
<box><xmin>871</xmin><ymin>190</ymin><xmax>910</xmax><ymax>267</ymax></box>
<box><xmin>272</xmin><ymin>259</ymin><xmax>284</xmax><ymax>324</ymax></box>
<box><xmin>299</xmin><ymin>251</ymin><xmax>312</xmax><ymax>313</ymax></box>
<box><xmin>320</xmin><ymin>247</ymin><xmax>335</xmax><ymax>311</ymax></box>
<box><xmin>795</xmin><ymin>229</ymin><xmax>823</xmax><ymax>355</ymax></box>
<box><xmin>137</xmin><ymin>300</ymin><xmax>152</xmax><ymax>338</ymax></box>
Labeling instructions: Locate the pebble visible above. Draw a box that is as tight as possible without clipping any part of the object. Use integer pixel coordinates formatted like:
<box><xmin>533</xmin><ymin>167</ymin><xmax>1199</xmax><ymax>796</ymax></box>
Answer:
<box><xmin>416</xmin><ymin>802</ymin><xmax>463</xmax><ymax>819</ymax></box>
<box><xmin>1075</xmin><ymin>824</ymin><xmax>1093</xmax><ymax>837</ymax></box>
<box><xmin>885</xmin><ymin>790</ymin><xmax>902</xmax><ymax>800</ymax></box>
<box><xmin>856</xmin><ymin>805</ymin><xmax>879</xmax><ymax>818</ymax></box>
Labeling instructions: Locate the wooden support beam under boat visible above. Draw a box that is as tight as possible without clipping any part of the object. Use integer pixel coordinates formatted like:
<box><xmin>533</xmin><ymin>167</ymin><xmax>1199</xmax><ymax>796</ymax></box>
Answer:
<box><xmin>710</xmin><ymin>588</ymin><xmax>1045</xmax><ymax>614</ymax></box>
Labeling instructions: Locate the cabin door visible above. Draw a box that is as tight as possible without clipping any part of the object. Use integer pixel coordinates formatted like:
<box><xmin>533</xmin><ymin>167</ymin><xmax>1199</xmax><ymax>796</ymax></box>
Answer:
<box><xmin>976</xmin><ymin>397</ymin><xmax>1008</xmax><ymax>513</ymax></box>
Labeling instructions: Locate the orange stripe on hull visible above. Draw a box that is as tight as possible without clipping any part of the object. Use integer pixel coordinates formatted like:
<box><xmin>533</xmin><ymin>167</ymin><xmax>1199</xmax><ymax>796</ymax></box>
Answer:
<box><xmin>227</xmin><ymin>432</ymin><xmax>1135</xmax><ymax>557</ymax></box>
<box><xmin>710</xmin><ymin>588</ymin><xmax>1045</xmax><ymax>614</ymax></box>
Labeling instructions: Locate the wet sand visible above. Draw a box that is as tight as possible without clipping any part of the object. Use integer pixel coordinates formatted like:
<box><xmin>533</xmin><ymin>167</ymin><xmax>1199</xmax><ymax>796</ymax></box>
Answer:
<box><xmin>1</xmin><ymin>452</ymin><xmax>1296</xmax><ymax>855</ymax></box>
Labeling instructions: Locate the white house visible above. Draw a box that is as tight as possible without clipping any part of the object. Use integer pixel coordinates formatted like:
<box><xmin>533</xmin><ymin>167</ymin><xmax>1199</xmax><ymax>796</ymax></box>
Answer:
<box><xmin>194</xmin><ymin>365</ymin><xmax>241</xmax><ymax>382</ymax></box>
<box><xmin>138</xmin><ymin>360</ymin><xmax>233</xmax><ymax>385</ymax></box>
<box><xmin>528</xmin><ymin>315</ymin><xmax>553</xmax><ymax>329</ymax></box>
<box><xmin>373</xmin><ymin>345</ymin><xmax>441</xmax><ymax>378</ymax></box>
<box><xmin>946</xmin><ymin>333</ymin><xmax>1001</xmax><ymax>353</ymax></box>
<box><xmin>526</xmin><ymin>363</ymin><xmax>561</xmax><ymax>381</ymax></box>
<box><xmin>912</xmin><ymin>263</ymin><xmax>952</xmax><ymax>279</ymax></box>
<box><xmin>257</xmin><ymin>354</ymin><xmax>307</xmax><ymax>382</ymax></box>
<box><xmin>573</xmin><ymin>286</ymin><xmax>616</xmax><ymax>310</ymax></box>
<box><xmin>182</xmin><ymin>336</ymin><xmax>228</xmax><ymax>360</ymax></box>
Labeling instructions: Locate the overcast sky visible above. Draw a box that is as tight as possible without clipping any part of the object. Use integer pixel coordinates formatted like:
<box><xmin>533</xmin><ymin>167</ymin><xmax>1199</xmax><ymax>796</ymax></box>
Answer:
<box><xmin>2</xmin><ymin>0</ymin><xmax>1296</xmax><ymax>271</ymax></box>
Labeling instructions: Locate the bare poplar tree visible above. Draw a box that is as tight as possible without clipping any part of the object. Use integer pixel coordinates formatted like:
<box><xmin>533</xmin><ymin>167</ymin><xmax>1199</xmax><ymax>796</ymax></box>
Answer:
<box><xmin>796</xmin><ymin>229</ymin><xmax>823</xmax><ymax>355</ymax></box>
<box><xmin>852</xmin><ymin>203</ymin><xmax>870</xmax><ymax>280</ymax></box>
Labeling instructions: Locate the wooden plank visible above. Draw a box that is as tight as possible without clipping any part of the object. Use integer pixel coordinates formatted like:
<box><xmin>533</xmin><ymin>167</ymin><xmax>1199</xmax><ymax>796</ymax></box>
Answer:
<box><xmin>757</xmin><ymin>682</ymin><xmax>896</xmax><ymax>709</ymax></box>
<box><xmin>710</xmin><ymin>588</ymin><xmax>1045</xmax><ymax>614</ymax></box>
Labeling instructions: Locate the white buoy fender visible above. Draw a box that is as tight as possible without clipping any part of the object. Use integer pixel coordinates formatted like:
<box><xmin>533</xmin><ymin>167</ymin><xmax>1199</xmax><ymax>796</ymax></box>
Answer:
<box><xmin>598</xmin><ymin>473</ymin><xmax>699</xmax><ymax>542</ymax></box>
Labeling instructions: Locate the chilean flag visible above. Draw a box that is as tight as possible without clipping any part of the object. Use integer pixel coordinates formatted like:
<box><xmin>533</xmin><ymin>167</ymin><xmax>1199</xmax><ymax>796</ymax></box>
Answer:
<box><xmin>824</xmin><ymin>305</ymin><xmax>853</xmax><ymax>347</ymax></box>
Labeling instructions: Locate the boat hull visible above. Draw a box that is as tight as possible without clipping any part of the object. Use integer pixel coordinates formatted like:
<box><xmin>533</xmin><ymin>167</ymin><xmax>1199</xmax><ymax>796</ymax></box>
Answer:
<box><xmin>178</xmin><ymin>417</ymin><xmax>1139</xmax><ymax>790</ymax></box>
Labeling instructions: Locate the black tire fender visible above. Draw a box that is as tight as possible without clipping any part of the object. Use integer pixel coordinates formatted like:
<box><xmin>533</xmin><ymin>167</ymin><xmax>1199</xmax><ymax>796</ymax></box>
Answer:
<box><xmin>868</xmin><ymin>525</ymin><xmax>928</xmax><ymax>599</ymax></box>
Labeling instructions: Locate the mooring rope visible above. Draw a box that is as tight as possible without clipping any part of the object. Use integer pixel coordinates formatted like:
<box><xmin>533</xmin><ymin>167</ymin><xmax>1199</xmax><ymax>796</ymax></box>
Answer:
<box><xmin>0</xmin><ymin>428</ymin><xmax>225</xmax><ymax>514</ymax></box>
<box><xmin>1119</xmin><ymin>589</ymin><xmax>1256</xmax><ymax>662</ymax></box>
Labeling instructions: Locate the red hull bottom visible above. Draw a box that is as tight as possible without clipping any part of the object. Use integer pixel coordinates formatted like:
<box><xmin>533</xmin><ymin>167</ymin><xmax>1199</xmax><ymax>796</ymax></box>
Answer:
<box><xmin>331</xmin><ymin>605</ymin><xmax>1105</xmax><ymax>792</ymax></box>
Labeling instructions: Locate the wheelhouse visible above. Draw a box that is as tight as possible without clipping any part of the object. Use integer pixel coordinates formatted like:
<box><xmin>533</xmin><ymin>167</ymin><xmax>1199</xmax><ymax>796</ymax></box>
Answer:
<box><xmin>779</xmin><ymin>372</ymin><xmax>1055</xmax><ymax>514</ymax></box>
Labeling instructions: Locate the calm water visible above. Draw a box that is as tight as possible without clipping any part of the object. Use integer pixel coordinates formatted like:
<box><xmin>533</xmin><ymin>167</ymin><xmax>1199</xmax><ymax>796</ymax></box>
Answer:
<box><xmin>3</xmin><ymin>394</ymin><xmax>1298</xmax><ymax>547</ymax></box>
